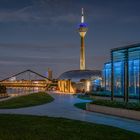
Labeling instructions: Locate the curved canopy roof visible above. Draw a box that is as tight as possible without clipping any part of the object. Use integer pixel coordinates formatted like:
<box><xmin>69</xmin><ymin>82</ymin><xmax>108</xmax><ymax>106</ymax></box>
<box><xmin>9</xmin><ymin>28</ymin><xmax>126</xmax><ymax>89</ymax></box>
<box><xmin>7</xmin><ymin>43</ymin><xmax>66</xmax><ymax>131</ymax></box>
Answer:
<box><xmin>58</xmin><ymin>70</ymin><xmax>102</xmax><ymax>82</ymax></box>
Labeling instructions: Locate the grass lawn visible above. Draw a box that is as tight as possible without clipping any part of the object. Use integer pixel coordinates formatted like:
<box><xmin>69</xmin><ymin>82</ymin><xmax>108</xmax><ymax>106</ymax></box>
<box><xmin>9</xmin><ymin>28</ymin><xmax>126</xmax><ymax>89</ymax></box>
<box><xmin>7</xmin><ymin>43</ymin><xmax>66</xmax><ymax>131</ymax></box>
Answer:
<box><xmin>0</xmin><ymin>92</ymin><xmax>54</xmax><ymax>109</ymax></box>
<box><xmin>91</xmin><ymin>99</ymin><xmax>140</xmax><ymax>111</ymax></box>
<box><xmin>0</xmin><ymin>114</ymin><xmax>139</xmax><ymax>140</ymax></box>
<box><xmin>74</xmin><ymin>102</ymin><xmax>87</xmax><ymax>110</ymax></box>
<box><xmin>75</xmin><ymin>100</ymin><xmax>140</xmax><ymax>111</ymax></box>
<box><xmin>77</xmin><ymin>94</ymin><xmax>93</xmax><ymax>100</ymax></box>
<box><xmin>75</xmin><ymin>95</ymin><xmax>92</xmax><ymax>110</ymax></box>
<box><xmin>76</xmin><ymin>95</ymin><xmax>140</xmax><ymax>111</ymax></box>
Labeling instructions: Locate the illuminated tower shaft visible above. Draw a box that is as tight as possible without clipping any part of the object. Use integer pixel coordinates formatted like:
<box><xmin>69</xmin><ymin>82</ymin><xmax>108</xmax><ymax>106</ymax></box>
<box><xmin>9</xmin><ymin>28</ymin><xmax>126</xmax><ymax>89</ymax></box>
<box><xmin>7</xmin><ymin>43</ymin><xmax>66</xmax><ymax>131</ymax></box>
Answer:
<box><xmin>78</xmin><ymin>8</ymin><xmax>87</xmax><ymax>70</ymax></box>
<box><xmin>80</xmin><ymin>34</ymin><xmax>85</xmax><ymax>70</ymax></box>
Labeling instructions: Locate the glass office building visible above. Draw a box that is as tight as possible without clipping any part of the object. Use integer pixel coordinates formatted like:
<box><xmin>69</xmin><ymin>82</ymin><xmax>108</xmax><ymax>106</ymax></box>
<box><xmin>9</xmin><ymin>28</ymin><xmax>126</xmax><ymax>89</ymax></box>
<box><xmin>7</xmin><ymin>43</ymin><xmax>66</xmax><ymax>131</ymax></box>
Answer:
<box><xmin>103</xmin><ymin>43</ymin><xmax>140</xmax><ymax>101</ymax></box>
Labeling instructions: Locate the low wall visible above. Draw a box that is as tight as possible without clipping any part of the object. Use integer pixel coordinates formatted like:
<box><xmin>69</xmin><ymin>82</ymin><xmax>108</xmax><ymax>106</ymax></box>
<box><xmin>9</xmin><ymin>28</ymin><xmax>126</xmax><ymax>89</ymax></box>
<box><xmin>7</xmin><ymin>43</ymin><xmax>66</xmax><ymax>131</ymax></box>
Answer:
<box><xmin>86</xmin><ymin>103</ymin><xmax>140</xmax><ymax>121</ymax></box>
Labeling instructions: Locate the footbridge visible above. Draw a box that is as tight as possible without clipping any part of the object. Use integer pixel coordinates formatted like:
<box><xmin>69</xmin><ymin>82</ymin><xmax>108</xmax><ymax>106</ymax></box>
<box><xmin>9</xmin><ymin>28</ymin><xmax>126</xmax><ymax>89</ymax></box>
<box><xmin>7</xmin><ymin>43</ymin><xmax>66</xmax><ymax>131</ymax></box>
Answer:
<box><xmin>0</xmin><ymin>69</ymin><xmax>51</xmax><ymax>88</ymax></box>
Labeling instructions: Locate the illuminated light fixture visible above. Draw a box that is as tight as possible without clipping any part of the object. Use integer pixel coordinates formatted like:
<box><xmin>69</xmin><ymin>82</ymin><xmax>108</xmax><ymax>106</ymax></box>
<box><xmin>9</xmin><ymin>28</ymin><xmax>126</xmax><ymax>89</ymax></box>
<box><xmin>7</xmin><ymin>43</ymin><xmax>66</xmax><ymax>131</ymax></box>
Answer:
<box><xmin>86</xmin><ymin>80</ymin><xmax>91</xmax><ymax>92</ymax></box>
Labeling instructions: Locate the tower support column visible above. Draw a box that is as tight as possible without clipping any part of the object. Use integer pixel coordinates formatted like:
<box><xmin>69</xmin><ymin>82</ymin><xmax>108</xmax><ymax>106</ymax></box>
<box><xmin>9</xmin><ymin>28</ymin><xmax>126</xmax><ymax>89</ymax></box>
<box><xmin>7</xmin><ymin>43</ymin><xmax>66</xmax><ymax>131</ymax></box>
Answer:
<box><xmin>80</xmin><ymin>36</ymin><xmax>85</xmax><ymax>70</ymax></box>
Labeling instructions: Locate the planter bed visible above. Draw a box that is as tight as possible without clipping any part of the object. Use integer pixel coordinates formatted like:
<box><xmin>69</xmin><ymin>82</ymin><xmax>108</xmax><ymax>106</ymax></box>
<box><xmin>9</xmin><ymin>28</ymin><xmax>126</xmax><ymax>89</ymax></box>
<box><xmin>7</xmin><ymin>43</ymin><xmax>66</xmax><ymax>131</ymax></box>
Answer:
<box><xmin>86</xmin><ymin>103</ymin><xmax>140</xmax><ymax>121</ymax></box>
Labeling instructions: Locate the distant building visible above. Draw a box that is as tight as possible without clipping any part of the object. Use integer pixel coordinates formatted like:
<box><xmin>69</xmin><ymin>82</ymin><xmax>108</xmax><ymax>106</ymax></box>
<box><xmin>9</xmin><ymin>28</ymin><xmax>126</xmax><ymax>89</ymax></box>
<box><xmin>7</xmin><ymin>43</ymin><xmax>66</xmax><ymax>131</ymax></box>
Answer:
<box><xmin>103</xmin><ymin>43</ymin><xmax>140</xmax><ymax>101</ymax></box>
<box><xmin>47</xmin><ymin>68</ymin><xmax>53</xmax><ymax>80</ymax></box>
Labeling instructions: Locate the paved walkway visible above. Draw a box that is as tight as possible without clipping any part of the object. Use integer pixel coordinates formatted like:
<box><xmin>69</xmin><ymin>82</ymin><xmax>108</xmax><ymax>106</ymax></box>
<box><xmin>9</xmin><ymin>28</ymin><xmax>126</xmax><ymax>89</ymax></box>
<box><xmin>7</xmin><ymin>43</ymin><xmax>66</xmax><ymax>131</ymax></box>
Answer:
<box><xmin>0</xmin><ymin>91</ymin><xmax>140</xmax><ymax>134</ymax></box>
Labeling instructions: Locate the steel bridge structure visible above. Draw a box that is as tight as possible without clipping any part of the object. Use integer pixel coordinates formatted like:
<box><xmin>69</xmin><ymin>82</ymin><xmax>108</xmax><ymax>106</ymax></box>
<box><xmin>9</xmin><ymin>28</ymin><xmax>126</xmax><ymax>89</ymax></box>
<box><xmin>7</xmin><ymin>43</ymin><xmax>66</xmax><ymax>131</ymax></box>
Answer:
<box><xmin>0</xmin><ymin>69</ymin><xmax>51</xmax><ymax>88</ymax></box>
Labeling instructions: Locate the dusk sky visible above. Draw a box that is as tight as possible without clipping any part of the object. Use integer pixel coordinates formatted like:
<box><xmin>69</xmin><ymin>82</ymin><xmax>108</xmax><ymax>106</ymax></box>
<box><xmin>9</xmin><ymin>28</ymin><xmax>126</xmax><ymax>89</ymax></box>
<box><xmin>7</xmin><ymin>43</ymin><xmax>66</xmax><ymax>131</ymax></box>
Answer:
<box><xmin>0</xmin><ymin>0</ymin><xmax>140</xmax><ymax>79</ymax></box>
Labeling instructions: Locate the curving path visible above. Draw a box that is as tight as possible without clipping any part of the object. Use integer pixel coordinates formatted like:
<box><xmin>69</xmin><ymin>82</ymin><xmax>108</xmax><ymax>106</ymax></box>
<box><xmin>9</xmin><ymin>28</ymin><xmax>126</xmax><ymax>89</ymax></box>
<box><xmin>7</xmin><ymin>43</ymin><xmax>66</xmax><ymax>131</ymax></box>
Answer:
<box><xmin>0</xmin><ymin>91</ymin><xmax>140</xmax><ymax>134</ymax></box>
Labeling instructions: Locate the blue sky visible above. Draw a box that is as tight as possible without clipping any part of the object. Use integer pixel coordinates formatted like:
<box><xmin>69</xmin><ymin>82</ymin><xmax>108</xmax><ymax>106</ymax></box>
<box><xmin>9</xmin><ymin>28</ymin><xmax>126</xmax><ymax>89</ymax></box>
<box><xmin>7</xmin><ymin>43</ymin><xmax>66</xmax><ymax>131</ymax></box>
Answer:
<box><xmin>0</xmin><ymin>0</ymin><xmax>140</xmax><ymax>79</ymax></box>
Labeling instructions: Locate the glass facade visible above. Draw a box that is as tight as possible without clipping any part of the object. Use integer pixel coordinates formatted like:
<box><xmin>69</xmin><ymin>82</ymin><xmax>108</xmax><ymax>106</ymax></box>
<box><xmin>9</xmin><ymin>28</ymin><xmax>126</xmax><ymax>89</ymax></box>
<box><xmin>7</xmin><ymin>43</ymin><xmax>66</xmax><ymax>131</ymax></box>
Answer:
<box><xmin>112</xmin><ymin>50</ymin><xmax>125</xmax><ymax>97</ymax></box>
<box><xmin>128</xmin><ymin>47</ymin><xmax>140</xmax><ymax>98</ymax></box>
<box><xmin>103</xmin><ymin>63</ymin><xmax>111</xmax><ymax>91</ymax></box>
<box><xmin>103</xmin><ymin>44</ymin><xmax>140</xmax><ymax>100</ymax></box>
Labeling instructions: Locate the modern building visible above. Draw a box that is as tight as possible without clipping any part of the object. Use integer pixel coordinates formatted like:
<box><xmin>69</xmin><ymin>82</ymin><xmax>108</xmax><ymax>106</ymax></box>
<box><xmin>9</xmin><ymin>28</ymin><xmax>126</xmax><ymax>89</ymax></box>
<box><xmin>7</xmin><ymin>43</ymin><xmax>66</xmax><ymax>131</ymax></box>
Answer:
<box><xmin>58</xmin><ymin>9</ymin><xmax>102</xmax><ymax>93</ymax></box>
<box><xmin>59</xmin><ymin>70</ymin><xmax>102</xmax><ymax>93</ymax></box>
<box><xmin>103</xmin><ymin>43</ymin><xmax>140</xmax><ymax>101</ymax></box>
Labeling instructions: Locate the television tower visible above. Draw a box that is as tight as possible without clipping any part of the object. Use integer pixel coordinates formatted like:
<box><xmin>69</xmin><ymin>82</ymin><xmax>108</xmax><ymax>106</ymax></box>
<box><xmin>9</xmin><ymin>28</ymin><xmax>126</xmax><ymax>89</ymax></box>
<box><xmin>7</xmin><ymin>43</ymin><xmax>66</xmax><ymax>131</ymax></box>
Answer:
<box><xmin>78</xmin><ymin>8</ymin><xmax>88</xmax><ymax>70</ymax></box>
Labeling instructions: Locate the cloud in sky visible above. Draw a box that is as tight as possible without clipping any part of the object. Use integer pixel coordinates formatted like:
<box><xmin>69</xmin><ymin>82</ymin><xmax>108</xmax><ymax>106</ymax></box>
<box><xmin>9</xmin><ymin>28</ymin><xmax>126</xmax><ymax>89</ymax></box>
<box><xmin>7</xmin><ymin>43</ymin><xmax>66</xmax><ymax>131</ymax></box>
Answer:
<box><xmin>0</xmin><ymin>0</ymin><xmax>139</xmax><ymax>24</ymax></box>
<box><xmin>0</xmin><ymin>0</ymin><xmax>79</xmax><ymax>24</ymax></box>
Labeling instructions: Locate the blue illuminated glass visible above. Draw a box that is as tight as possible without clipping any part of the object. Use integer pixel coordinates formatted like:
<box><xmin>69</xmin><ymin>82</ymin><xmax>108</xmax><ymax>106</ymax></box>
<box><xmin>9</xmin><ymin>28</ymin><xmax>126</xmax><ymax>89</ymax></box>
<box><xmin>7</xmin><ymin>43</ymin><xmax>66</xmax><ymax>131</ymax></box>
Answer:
<box><xmin>79</xmin><ymin>23</ymin><xmax>87</xmax><ymax>28</ymax></box>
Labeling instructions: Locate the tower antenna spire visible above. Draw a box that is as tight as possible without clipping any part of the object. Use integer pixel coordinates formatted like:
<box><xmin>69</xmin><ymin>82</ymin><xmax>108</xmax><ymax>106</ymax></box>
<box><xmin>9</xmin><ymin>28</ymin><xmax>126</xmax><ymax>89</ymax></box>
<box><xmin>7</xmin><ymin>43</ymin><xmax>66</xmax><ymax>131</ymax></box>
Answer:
<box><xmin>81</xmin><ymin>8</ymin><xmax>84</xmax><ymax>23</ymax></box>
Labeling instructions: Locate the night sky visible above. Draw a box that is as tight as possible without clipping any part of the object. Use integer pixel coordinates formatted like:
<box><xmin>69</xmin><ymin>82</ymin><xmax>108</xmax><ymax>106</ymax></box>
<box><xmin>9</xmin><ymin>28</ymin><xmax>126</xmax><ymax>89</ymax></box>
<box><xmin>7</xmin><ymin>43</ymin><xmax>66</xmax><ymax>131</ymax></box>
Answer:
<box><xmin>0</xmin><ymin>0</ymin><xmax>140</xmax><ymax>79</ymax></box>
